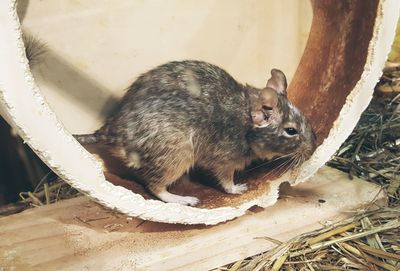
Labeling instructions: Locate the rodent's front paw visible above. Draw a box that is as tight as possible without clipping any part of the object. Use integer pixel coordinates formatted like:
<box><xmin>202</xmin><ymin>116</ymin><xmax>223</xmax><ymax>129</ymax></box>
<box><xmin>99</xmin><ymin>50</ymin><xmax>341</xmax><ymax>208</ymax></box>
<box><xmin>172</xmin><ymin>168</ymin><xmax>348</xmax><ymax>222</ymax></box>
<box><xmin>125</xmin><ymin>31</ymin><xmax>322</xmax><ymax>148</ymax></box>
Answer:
<box><xmin>224</xmin><ymin>183</ymin><xmax>248</xmax><ymax>194</ymax></box>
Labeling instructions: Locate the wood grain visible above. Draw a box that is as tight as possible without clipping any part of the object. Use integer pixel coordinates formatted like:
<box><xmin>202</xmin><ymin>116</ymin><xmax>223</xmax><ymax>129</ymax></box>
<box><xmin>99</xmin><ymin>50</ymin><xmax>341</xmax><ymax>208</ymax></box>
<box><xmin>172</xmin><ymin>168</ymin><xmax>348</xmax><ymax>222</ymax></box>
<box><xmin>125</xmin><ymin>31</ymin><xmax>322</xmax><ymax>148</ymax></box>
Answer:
<box><xmin>0</xmin><ymin>166</ymin><xmax>386</xmax><ymax>271</ymax></box>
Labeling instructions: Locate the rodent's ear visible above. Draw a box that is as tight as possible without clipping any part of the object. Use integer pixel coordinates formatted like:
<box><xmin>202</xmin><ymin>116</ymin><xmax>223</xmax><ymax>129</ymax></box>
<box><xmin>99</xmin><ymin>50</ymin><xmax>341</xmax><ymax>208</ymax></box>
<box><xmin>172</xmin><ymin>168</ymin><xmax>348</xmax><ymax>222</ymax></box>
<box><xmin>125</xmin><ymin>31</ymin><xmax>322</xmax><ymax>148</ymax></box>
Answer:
<box><xmin>251</xmin><ymin>111</ymin><xmax>268</xmax><ymax>128</ymax></box>
<box><xmin>259</xmin><ymin>87</ymin><xmax>278</xmax><ymax>109</ymax></box>
<box><xmin>251</xmin><ymin>88</ymin><xmax>278</xmax><ymax>128</ymax></box>
<box><xmin>266</xmin><ymin>69</ymin><xmax>287</xmax><ymax>96</ymax></box>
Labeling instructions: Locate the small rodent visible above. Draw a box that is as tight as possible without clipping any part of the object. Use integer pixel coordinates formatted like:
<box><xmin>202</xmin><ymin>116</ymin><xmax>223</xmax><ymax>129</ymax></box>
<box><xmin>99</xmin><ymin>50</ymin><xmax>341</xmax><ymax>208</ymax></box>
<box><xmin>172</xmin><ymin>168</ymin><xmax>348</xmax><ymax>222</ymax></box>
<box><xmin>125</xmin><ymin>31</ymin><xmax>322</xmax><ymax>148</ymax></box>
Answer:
<box><xmin>74</xmin><ymin>60</ymin><xmax>316</xmax><ymax>206</ymax></box>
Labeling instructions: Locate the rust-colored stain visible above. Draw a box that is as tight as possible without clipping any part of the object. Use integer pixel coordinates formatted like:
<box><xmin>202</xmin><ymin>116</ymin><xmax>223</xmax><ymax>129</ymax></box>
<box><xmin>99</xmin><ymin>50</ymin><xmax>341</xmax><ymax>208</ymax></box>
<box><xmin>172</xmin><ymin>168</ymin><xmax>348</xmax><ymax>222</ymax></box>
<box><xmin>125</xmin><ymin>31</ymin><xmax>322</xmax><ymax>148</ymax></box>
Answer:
<box><xmin>288</xmin><ymin>0</ymin><xmax>379</xmax><ymax>145</ymax></box>
<box><xmin>105</xmin><ymin>171</ymin><xmax>273</xmax><ymax>209</ymax></box>
<box><xmin>87</xmin><ymin>144</ymin><xmax>275</xmax><ymax>209</ymax></box>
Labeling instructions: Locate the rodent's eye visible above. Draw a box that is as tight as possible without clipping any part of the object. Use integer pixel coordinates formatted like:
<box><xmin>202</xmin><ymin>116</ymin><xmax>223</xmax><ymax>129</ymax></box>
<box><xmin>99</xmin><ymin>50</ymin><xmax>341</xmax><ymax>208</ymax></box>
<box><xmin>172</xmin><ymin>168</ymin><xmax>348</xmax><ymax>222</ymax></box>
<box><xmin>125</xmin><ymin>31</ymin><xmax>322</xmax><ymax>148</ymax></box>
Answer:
<box><xmin>284</xmin><ymin>127</ymin><xmax>298</xmax><ymax>136</ymax></box>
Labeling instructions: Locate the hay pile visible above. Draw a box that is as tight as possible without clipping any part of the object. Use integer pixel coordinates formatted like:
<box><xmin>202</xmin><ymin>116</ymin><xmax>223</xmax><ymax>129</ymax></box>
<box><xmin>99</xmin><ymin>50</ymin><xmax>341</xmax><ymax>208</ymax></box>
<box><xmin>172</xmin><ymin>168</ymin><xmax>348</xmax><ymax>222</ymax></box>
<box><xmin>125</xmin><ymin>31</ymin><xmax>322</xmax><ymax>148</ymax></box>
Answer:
<box><xmin>328</xmin><ymin>90</ymin><xmax>400</xmax><ymax>207</ymax></box>
<box><xmin>221</xmin><ymin>208</ymin><xmax>399</xmax><ymax>271</ymax></box>
<box><xmin>0</xmin><ymin>171</ymin><xmax>79</xmax><ymax>216</ymax></box>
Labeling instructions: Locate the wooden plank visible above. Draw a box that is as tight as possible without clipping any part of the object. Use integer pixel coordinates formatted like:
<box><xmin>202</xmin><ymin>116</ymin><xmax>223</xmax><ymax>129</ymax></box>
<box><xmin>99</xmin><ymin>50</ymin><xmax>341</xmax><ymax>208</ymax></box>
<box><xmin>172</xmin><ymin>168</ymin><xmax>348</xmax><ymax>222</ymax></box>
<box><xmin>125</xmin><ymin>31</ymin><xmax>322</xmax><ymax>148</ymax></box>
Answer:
<box><xmin>0</xmin><ymin>166</ymin><xmax>386</xmax><ymax>271</ymax></box>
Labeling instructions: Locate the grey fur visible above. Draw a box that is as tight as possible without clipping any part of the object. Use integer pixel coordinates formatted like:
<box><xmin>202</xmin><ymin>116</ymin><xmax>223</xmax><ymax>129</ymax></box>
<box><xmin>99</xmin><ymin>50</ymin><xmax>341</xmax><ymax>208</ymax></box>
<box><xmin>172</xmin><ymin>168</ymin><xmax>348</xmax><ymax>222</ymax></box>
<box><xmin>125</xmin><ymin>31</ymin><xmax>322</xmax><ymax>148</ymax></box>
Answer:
<box><xmin>75</xmin><ymin>60</ymin><xmax>316</xmax><ymax>205</ymax></box>
<box><xmin>73</xmin><ymin>134</ymin><xmax>100</xmax><ymax>144</ymax></box>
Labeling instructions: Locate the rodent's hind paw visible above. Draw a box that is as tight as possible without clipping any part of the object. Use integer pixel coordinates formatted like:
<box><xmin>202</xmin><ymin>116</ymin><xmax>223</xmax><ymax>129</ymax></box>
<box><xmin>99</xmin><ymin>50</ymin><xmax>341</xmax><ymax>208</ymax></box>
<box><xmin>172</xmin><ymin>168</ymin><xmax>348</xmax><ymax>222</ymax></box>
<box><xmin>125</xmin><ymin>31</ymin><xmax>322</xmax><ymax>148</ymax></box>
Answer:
<box><xmin>155</xmin><ymin>190</ymin><xmax>200</xmax><ymax>206</ymax></box>
<box><xmin>224</xmin><ymin>183</ymin><xmax>248</xmax><ymax>194</ymax></box>
<box><xmin>176</xmin><ymin>196</ymin><xmax>200</xmax><ymax>206</ymax></box>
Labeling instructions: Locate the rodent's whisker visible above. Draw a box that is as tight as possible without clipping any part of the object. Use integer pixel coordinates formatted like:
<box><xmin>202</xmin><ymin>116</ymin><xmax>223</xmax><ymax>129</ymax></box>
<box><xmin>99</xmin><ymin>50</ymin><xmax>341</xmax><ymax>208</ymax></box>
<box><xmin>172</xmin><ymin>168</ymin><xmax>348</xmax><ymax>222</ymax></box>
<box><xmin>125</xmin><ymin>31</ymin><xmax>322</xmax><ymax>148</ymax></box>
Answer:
<box><xmin>245</xmin><ymin>152</ymin><xmax>296</xmax><ymax>173</ymax></box>
<box><xmin>275</xmin><ymin>152</ymin><xmax>297</xmax><ymax>160</ymax></box>
<box><xmin>282</xmin><ymin>157</ymin><xmax>297</xmax><ymax>175</ymax></box>
<box><xmin>245</xmin><ymin>161</ymin><xmax>272</xmax><ymax>173</ymax></box>
<box><xmin>262</xmin><ymin>155</ymin><xmax>295</xmax><ymax>178</ymax></box>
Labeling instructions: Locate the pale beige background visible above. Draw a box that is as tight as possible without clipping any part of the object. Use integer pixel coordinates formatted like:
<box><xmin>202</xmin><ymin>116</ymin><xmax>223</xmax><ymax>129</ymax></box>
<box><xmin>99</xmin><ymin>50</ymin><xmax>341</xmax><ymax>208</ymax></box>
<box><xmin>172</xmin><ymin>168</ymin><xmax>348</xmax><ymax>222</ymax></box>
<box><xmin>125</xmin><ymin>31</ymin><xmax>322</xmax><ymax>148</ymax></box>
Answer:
<box><xmin>19</xmin><ymin>0</ymin><xmax>312</xmax><ymax>133</ymax></box>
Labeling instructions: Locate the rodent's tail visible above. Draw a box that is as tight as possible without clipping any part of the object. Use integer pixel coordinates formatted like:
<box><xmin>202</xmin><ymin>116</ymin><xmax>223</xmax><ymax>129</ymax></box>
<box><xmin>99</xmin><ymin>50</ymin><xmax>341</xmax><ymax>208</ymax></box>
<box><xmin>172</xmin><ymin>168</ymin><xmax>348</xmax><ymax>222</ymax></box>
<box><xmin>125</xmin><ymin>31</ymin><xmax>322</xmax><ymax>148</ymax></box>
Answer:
<box><xmin>23</xmin><ymin>33</ymin><xmax>46</xmax><ymax>67</ymax></box>
<box><xmin>73</xmin><ymin>134</ymin><xmax>100</xmax><ymax>144</ymax></box>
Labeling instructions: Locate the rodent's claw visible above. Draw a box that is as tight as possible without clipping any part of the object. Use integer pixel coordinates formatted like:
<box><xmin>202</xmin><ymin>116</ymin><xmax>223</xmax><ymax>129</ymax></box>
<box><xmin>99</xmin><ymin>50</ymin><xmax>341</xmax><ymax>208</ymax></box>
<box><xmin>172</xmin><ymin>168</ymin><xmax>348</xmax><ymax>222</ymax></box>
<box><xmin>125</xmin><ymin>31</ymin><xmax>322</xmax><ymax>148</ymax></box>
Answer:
<box><xmin>180</xmin><ymin>196</ymin><xmax>200</xmax><ymax>206</ymax></box>
<box><xmin>224</xmin><ymin>183</ymin><xmax>248</xmax><ymax>194</ymax></box>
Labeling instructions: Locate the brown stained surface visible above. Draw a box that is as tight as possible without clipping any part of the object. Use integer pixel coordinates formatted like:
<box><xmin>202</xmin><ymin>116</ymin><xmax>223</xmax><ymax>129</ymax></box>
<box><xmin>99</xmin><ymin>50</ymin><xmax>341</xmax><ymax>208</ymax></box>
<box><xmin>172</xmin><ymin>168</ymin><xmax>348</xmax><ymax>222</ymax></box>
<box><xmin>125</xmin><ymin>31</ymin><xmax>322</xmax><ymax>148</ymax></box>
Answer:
<box><xmin>105</xmin><ymin>171</ymin><xmax>272</xmax><ymax>209</ymax></box>
<box><xmin>87</xmin><ymin>144</ymin><xmax>273</xmax><ymax>209</ymax></box>
<box><xmin>105</xmin><ymin>173</ymin><xmax>271</xmax><ymax>209</ymax></box>
<box><xmin>87</xmin><ymin>1</ymin><xmax>379</xmax><ymax>210</ymax></box>
<box><xmin>288</xmin><ymin>0</ymin><xmax>379</xmax><ymax>145</ymax></box>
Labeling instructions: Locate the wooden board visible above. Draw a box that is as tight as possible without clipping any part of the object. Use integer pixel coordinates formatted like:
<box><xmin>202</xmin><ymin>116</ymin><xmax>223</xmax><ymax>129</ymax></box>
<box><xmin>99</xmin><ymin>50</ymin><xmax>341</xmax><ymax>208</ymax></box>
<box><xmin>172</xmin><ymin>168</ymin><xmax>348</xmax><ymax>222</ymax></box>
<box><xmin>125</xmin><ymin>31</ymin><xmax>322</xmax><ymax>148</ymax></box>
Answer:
<box><xmin>0</xmin><ymin>166</ymin><xmax>386</xmax><ymax>271</ymax></box>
